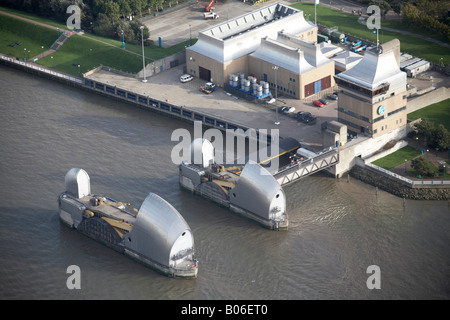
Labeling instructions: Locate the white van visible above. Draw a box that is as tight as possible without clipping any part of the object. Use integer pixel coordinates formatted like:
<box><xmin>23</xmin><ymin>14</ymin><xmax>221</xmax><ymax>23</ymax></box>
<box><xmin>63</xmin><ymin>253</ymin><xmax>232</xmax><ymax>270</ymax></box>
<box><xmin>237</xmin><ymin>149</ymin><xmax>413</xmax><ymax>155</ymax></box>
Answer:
<box><xmin>180</xmin><ymin>74</ymin><xmax>193</xmax><ymax>83</ymax></box>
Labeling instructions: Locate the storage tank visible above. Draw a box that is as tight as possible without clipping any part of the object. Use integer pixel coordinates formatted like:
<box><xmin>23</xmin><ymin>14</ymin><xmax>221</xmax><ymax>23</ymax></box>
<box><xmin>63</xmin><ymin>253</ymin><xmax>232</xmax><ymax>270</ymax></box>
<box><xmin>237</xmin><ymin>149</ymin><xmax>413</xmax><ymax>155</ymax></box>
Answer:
<box><xmin>263</xmin><ymin>82</ymin><xmax>269</xmax><ymax>95</ymax></box>
<box><xmin>330</xmin><ymin>31</ymin><xmax>345</xmax><ymax>43</ymax></box>
<box><xmin>232</xmin><ymin>75</ymin><xmax>239</xmax><ymax>87</ymax></box>
<box><xmin>256</xmin><ymin>85</ymin><xmax>263</xmax><ymax>97</ymax></box>
<box><xmin>244</xmin><ymin>80</ymin><xmax>251</xmax><ymax>92</ymax></box>
<box><xmin>229</xmin><ymin>74</ymin><xmax>234</xmax><ymax>86</ymax></box>
<box><xmin>317</xmin><ymin>34</ymin><xmax>329</xmax><ymax>43</ymax></box>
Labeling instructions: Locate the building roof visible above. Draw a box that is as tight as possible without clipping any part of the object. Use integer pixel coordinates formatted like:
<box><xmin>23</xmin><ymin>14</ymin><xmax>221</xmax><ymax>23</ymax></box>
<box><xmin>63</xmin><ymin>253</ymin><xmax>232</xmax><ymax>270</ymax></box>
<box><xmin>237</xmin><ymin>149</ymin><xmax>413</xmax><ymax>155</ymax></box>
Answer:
<box><xmin>319</xmin><ymin>41</ymin><xmax>343</xmax><ymax>58</ymax></box>
<box><xmin>250</xmin><ymin>33</ymin><xmax>332</xmax><ymax>74</ymax></box>
<box><xmin>335</xmin><ymin>39</ymin><xmax>406</xmax><ymax>90</ymax></box>
<box><xmin>331</xmin><ymin>50</ymin><xmax>363</xmax><ymax>70</ymax></box>
<box><xmin>187</xmin><ymin>2</ymin><xmax>316</xmax><ymax>63</ymax></box>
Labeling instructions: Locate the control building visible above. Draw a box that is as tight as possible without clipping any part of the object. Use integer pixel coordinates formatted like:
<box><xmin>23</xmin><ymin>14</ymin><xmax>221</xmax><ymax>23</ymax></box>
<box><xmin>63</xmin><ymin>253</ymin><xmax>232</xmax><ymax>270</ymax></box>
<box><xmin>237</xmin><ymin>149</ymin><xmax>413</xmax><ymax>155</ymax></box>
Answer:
<box><xmin>334</xmin><ymin>39</ymin><xmax>407</xmax><ymax>138</ymax></box>
<box><xmin>186</xmin><ymin>2</ymin><xmax>335</xmax><ymax>99</ymax></box>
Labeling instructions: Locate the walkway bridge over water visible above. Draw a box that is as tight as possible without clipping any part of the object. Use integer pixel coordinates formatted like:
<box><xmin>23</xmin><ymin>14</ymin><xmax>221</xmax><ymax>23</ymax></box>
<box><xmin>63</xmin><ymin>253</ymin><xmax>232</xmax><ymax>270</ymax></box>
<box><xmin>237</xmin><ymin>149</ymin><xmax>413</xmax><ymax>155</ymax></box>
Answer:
<box><xmin>273</xmin><ymin>148</ymin><xmax>340</xmax><ymax>186</ymax></box>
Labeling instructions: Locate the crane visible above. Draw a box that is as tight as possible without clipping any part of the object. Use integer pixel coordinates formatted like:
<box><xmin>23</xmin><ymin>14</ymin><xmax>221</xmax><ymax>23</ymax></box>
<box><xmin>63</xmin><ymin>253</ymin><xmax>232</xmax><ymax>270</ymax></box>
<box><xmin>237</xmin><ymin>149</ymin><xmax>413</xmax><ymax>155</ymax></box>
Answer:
<box><xmin>205</xmin><ymin>0</ymin><xmax>215</xmax><ymax>12</ymax></box>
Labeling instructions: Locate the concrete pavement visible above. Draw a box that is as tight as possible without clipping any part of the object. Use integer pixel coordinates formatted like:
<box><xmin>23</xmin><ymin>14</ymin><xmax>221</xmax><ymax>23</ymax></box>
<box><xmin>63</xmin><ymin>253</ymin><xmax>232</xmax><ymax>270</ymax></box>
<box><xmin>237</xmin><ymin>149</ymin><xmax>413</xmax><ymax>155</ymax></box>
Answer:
<box><xmin>141</xmin><ymin>0</ymin><xmax>291</xmax><ymax>48</ymax></box>
<box><xmin>88</xmin><ymin>64</ymin><xmax>338</xmax><ymax>149</ymax></box>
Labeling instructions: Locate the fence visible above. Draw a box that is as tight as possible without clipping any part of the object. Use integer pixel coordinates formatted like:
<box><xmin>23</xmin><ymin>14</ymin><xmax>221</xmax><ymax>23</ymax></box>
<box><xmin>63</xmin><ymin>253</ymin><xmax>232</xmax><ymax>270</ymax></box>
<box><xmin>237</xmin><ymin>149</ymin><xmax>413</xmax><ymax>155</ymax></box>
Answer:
<box><xmin>361</xmin><ymin>161</ymin><xmax>450</xmax><ymax>188</ymax></box>
<box><xmin>0</xmin><ymin>54</ymin><xmax>82</xmax><ymax>83</ymax></box>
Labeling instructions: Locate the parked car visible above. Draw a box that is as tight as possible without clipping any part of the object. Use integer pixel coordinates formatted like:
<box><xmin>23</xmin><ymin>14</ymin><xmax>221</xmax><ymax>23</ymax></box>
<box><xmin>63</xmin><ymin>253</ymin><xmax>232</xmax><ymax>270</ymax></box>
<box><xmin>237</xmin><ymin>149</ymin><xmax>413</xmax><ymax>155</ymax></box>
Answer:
<box><xmin>180</xmin><ymin>74</ymin><xmax>193</xmax><ymax>83</ymax></box>
<box><xmin>282</xmin><ymin>106</ymin><xmax>296</xmax><ymax>114</ymax></box>
<box><xmin>319</xmin><ymin>99</ymin><xmax>329</xmax><ymax>105</ymax></box>
<box><xmin>327</xmin><ymin>93</ymin><xmax>338</xmax><ymax>100</ymax></box>
<box><xmin>294</xmin><ymin>111</ymin><xmax>304</xmax><ymax>120</ymax></box>
<box><xmin>313</xmin><ymin>100</ymin><xmax>324</xmax><ymax>107</ymax></box>
<box><xmin>304</xmin><ymin>114</ymin><xmax>317</xmax><ymax>125</ymax></box>
<box><xmin>298</xmin><ymin>111</ymin><xmax>312</xmax><ymax>122</ymax></box>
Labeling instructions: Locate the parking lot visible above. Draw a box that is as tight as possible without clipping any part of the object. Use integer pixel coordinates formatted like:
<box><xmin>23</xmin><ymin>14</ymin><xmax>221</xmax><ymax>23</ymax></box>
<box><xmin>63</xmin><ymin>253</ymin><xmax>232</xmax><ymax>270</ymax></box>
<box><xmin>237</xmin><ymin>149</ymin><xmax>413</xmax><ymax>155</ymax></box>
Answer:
<box><xmin>141</xmin><ymin>0</ymin><xmax>281</xmax><ymax>48</ymax></box>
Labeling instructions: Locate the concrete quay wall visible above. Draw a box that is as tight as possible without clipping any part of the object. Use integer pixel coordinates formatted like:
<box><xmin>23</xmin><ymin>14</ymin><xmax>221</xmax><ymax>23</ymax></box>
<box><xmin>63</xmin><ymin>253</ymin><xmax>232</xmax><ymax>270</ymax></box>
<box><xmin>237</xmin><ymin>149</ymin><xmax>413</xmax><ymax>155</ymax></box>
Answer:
<box><xmin>0</xmin><ymin>54</ymin><xmax>271</xmax><ymax>143</ymax></box>
<box><xmin>407</xmin><ymin>86</ymin><xmax>450</xmax><ymax>113</ymax></box>
<box><xmin>350</xmin><ymin>165</ymin><xmax>450</xmax><ymax>200</ymax></box>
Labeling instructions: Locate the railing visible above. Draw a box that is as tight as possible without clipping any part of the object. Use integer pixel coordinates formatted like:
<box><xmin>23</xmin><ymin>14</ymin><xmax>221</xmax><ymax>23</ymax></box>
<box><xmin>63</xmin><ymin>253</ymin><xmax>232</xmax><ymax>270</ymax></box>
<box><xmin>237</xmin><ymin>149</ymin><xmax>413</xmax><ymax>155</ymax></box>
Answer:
<box><xmin>364</xmin><ymin>162</ymin><xmax>450</xmax><ymax>188</ymax></box>
<box><xmin>0</xmin><ymin>53</ymin><xmax>82</xmax><ymax>83</ymax></box>
<box><xmin>274</xmin><ymin>148</ymin><xmax>340</xmax><ymax>185</ymax></box>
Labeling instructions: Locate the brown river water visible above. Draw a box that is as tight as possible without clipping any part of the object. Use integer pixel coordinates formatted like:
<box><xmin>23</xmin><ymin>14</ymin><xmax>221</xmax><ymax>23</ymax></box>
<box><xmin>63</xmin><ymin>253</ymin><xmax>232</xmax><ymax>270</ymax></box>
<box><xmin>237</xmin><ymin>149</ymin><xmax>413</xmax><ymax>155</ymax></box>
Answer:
<box><xmin>0</xmin><ymin>65</ymin><xmax>448</xmax><ymax>300</ymax></box>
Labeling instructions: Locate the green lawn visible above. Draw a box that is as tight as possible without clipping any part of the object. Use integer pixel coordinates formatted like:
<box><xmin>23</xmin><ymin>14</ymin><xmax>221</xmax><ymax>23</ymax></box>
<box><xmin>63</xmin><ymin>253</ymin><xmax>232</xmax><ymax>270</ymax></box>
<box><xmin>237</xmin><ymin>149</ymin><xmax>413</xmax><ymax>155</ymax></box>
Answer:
<box><xmin>372</xmin><ymin>145</ymin><xmax>422</xmax><ymax>170</ymax></box>
<box><xmin>407</xmin><ymin>98</ymin><xmax>450</xmax><ymax>131</ymax></box>
<box><xmin>0</xmin><ymin>11</ymin><xmax>196</xmax><ymax>76</ymax></box>
<box><xmin>37</xmin><ymin>34</ymin><xmax>153</xmax><ymax>76</ymax></box>
<box><xmin>291</xmin><ymin>3</ymin><xmax>450</xmax><ymax>65</ymax></box>
<box><xmin>81</xmin><ymin>32</ymin><xmax>197</xmax><ymax>61</ymax></box>
<box><xmin>0</xmin><ymin>14</ymin><xmax>58</xmax><ymax>60</ymax></box>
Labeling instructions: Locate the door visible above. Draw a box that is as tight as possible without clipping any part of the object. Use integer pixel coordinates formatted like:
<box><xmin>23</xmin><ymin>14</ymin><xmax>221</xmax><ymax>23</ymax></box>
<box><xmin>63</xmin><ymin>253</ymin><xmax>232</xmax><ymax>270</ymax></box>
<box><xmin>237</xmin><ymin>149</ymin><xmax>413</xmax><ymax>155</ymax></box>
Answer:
<box><xmin>199</xmin><ymin>66</ymin><xmax>211</xmax><ymax>82</ymax></box>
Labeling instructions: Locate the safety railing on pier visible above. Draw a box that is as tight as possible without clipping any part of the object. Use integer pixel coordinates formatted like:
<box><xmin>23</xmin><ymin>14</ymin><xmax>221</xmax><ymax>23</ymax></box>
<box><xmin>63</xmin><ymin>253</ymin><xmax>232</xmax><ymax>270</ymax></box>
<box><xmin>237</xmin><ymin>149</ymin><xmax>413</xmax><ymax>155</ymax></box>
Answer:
<box><xmin>363</xmin><ymin>162</ymin><xmax>450</xmax><ymax>188</ymax></box>
<box><xmin>0</xmin><ymin>54</ymin><xmax>82</xmax><ymax>84</ymax></box>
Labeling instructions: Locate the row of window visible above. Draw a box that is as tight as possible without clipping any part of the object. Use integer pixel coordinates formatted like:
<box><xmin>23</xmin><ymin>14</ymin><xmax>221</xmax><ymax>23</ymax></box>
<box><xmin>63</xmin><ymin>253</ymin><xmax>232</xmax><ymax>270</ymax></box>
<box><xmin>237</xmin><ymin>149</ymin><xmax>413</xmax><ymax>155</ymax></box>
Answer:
<box><xmin>267</xmin><ymin>82</ymin><xmax>296</xmax><ymax>96</ymax></box>
<box><xmin>339</xmin><ymin>106</ymin><xmax>406</xmax><ymax>124</ymax></box>
<box><xmin>337</xmin><ymin>117</ymin><xmax>361</xmax><ymax>131</ymax></box>
<box><xmin>338</xmin><ymin>107</ymin><xmax>370</xmax><ymax>123</ymax></box>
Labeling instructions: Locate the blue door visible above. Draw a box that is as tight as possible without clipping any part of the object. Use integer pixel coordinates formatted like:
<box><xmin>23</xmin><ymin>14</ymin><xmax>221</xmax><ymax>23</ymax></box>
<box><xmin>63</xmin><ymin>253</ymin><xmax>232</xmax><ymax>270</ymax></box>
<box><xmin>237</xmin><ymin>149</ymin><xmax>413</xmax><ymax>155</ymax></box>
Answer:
<box><xmin>314</xmin><ymin>80</ymin><xmax>321</xmax><ymax>93</ymax></box>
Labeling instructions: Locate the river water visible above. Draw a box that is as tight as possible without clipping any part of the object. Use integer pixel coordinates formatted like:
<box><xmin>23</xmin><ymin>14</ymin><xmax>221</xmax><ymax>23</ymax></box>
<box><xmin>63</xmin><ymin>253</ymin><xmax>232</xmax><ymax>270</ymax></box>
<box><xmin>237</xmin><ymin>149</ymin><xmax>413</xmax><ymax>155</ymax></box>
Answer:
<box><xmin>0</xmin><ymin>65</ymin><xmax>449</xmax><ymax>300</ymax></box>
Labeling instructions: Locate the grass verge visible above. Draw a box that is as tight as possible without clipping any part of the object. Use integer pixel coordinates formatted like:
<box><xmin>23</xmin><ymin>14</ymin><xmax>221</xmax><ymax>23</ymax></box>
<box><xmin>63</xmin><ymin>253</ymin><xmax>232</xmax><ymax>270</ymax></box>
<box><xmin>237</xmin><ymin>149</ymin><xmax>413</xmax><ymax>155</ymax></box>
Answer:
<box><xmin>37</xmin><ymin>34</ymin><xmax>153</xmax><ymax>76</ymax></box>
<box><xmin>0</xmin><ymin>14</ymin><xmax>57</xmax><ymax>59</ymax></box>
<box><xmin>407</xmin><ymin>98</ymin><xmax>450</xmax><ymax>131</ymax></box>
<box><xmin>0</xmin><ymin>10</ymin><xmax>197</xmax><ymax>76</ymax></box>
<box><xmin>372</xmin><ymin>145</ymin><xmax>422</xmax><ymax>170</ymax></box>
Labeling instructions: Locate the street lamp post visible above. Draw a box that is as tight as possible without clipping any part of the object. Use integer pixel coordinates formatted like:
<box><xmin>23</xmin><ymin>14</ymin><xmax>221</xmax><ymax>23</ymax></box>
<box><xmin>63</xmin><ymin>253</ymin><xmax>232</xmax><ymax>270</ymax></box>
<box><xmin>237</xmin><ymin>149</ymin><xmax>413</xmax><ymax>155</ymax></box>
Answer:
<box><xmin>77</xmin><ymin>64</ymin><xmax>80</xmax><ymax>77</ymax></box>
<box><xmin>272</xmin><ymin>65</ymin><xmax>280</xmax><ymax>126</ymax></box>
<box><xmin>404</xmin><ymin>159</ymin><xmax>407</xmax><ymax>173</ymax></box>
<box><xmin>51</xmin><ymin>56</ymin><xmax>53</xmax><ymax>68</ymax></box>
<box><xmin>426</xmin><ymin>149</ymin><xmax>429</xmax><ymax>161</ymax></box>
<box><xmin>444</xmin><ymin>165</ymin><xmax>446</xmax><ymax>179</ymax></box>
<box><xmin>41</xmin><ymin>46</ymin><xmax>44</xmax><ymax>58</ymax></box>
<box><xmin>140</xmin><ymin>26</ymin><xmax>147</xmax><ymax>83</ymax></box>
<box><xmin>24</xmin><ymin>48</ymin><xmax>26</xmax><ymax>61</ymax></box>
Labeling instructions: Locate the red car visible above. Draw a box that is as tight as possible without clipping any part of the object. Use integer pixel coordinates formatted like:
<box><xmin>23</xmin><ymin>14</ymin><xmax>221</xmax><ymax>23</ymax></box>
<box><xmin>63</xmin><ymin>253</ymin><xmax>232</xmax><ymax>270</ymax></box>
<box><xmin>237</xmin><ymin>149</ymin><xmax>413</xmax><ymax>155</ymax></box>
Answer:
<box><xmin>313</xmin><ymin>100</ymin><xmax>324</xmax><ymax>107</ymax></box>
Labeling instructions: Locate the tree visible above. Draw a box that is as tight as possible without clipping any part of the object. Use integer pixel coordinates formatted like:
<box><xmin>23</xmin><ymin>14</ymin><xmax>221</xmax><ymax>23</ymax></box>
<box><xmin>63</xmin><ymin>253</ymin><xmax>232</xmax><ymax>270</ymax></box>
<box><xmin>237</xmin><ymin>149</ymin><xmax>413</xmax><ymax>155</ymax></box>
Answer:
<box><xmin>411</xmin><ymin>157</ymin><xmax>436</xmax><ymax>177</ymax></box>
<box><xmin>429</xmin><ymin>124</ymin><xmax>450</xmax><ymax>150</ymax></box>
<box><xmin>93</xmin><ymin>13</ymin><xmax>115</xmax><ymax>38</ymax></box>
<box><xmin>402</xmin><ymin>3</ymin><xmax>420</xmax><ymax>26</ymax></box>
<box><xmin>414</xmin><ymin>118</ymin><xmax>435</xmax><ymax>141</ymax></box>
<box><xmin>117</xmin><ymin>0</ymin><xmax>131</xmax><ymax>20</ymax></box>
<box><xmin>104</xmin><ymin>0</ymin><xmax>120</xmax><ymax>23</ymax></box>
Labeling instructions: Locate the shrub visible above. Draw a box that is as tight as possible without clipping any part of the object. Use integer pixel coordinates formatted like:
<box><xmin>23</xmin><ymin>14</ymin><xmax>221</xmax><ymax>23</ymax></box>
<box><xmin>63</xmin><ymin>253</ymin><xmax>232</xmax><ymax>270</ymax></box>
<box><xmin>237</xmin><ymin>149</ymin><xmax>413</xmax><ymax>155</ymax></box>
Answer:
<box><xmin>411</xmin><ymin>157</ymin><xmax>438</xmax><ymax>177</ymax></box>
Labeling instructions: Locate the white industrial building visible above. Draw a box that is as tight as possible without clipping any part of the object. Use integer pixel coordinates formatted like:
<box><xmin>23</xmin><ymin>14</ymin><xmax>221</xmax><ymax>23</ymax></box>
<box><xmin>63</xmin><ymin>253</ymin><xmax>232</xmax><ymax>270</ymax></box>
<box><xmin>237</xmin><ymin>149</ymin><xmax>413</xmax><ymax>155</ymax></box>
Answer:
<box><xmin>186</xmin><ymin>2</ymin><xmax>337</xmax><ymax>99</ymax></box>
